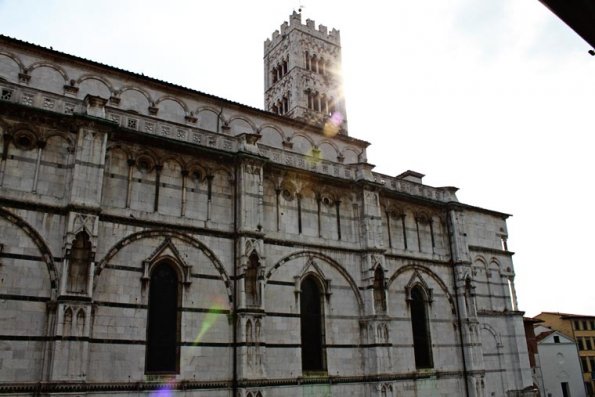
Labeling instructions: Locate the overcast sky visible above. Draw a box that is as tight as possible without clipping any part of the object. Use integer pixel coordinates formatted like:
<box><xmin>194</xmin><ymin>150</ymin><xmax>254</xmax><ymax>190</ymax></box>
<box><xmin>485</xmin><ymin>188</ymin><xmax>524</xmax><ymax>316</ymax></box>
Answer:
<box><xmin>1</xmin><ymin>0</ymin><xmax>594</xmax><ymax>317</ymax></box>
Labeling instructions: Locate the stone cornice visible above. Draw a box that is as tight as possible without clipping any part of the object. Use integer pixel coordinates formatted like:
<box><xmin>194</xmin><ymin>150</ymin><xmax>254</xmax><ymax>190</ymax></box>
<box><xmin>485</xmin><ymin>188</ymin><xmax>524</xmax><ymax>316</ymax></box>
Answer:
<box><xmin>468</xmin><ymin>245</ymin><xmax>514</xmax><ymax>257</ymax></box>
<box><xmin>0</xmin><ymin>369</ymin><xmax>474</xmax><ymax>394</ymax></box>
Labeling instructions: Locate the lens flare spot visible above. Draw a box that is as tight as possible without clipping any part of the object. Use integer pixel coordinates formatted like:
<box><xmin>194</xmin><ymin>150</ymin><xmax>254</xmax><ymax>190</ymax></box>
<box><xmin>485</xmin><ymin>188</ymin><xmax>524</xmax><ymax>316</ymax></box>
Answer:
<box><xmin>193</xmin><ymin>298</ymin><xmax>226</xmax><ymax>345</ymax></box>
<box><xmin>306</xmin><ymin>147</ymin><xmax>322</xmax><ymax>167</ymax></box>
<box><xmin>323</xmin><ymin>112</ymin><xmax>343</xmax><ymax>138</ymax></box>
<box><xmin>150</xmin><ymin>382</ymin><xmax>175</xmax><ymax>397</ymax></box>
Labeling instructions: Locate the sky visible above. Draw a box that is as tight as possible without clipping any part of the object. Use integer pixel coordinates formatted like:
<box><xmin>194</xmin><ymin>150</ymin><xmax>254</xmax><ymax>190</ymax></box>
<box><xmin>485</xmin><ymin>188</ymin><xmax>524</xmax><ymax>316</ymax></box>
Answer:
<box><xmin>1</xmin><ymin>0</ymin><xmax>594</xmax><ymax>317</ymax></box>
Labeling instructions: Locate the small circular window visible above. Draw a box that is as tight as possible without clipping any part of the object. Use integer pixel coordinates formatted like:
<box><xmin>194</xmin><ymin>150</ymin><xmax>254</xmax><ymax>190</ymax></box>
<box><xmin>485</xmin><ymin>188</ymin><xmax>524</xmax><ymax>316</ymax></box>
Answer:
<box><xmin>282</xmin><ymin>189</ymin><xmax>294</xmax><ymax>201</ymax></box>
<box><xmin>136</xmin><ymin>156</ymin><xmax>154</xmax><ymax>173</ymax></box>
<box><xmin>321</xmin><ymin>196</ymin><xmax>333</xmax><ymax>207</ymax></box>
<box><xmin>13</xmin><ymin>131</ymin><xmax>36</xmax><ymax>150</ymax></box>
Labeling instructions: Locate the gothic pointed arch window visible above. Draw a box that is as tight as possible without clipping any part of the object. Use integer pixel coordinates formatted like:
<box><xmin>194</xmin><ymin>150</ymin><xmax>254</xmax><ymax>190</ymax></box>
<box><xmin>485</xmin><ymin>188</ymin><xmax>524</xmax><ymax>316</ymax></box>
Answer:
<box><xmin>464</xmin><ymin>277</ymin><xmax>476</xmax><ymax>317</ymax></box>
<box><xmin>300</xmin><ymin>275</ymin><xmax>326</xmax><ymax>372</ymax></box>
<box><xmin>63</xmin><ymin>307</ymin><xmax>73</xmax><ymax>337</ymax></box>
<box><xmin>76</xmin><ymin>309</ymin><xmax>85</xmax><ymax>336</ymax></box>
<box><xmin>146</xmin><ymin>261</ymin><xmax>179</xmax><ymax>374</ymax></box>
<box><xmin>245</xmin><ymin>252</ymin><xmax>259</xmax><ymax>306</ymax></box>
<box><xmin>67</xmin><ymin>231</ymin><xmax>91</xmax><ymax>294</ymax></box>
<box><xmin>410</xmin><ymin>285</ymin><xmax>433</xmax><ymax>369</ymax></box>
<box><xmin>373</xmin><ymin>267</ymin><xmax>387</xmax><ymax>314</ymax></box>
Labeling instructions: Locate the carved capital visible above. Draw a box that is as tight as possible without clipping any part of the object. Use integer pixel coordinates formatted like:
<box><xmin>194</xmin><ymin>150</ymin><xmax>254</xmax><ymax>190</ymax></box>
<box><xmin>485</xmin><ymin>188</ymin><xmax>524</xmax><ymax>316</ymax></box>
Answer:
<box><xmin>18</xmin><ymin>72</ymin><xmax>31</xmax><ymax>84</ymax></box>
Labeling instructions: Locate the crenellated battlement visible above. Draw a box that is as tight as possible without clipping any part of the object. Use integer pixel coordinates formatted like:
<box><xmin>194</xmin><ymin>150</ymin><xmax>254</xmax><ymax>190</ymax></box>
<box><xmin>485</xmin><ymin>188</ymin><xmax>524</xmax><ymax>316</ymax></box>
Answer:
<box><xmin>264</xmin><ymin>11</ymin><xmax>340</xmax><ymax>52</ymax></box>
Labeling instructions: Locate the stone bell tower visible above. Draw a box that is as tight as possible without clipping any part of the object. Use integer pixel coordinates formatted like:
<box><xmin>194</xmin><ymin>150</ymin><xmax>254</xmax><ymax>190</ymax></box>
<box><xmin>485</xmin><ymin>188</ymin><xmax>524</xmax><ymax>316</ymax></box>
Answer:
<box><xmin>264</xmin><ymin>11</ymin><xmax>348</xmax><ymax>135</ymax></box>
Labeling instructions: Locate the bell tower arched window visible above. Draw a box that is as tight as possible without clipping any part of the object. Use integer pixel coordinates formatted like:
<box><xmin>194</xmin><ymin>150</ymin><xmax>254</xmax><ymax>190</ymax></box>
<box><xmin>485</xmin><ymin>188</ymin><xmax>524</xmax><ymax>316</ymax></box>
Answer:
<box><xmin>300</xmin><ymin>275</ymin><xmax>326</xmax><ymax>372</ymax></box>
<box><xmin>411</xmin><ymin>285</ymin><xmax>433</xmax><ymax>369</ymax></box>
<box><xmin>146</xmin><ymin>261</ymin><xmax>179</xmax><ymax>373</ymax></box>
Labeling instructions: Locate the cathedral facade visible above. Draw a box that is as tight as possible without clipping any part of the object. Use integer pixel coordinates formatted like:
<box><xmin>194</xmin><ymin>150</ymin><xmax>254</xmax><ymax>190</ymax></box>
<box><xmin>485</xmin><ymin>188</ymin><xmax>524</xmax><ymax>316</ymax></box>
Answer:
<box><xmin>0</xmin><ymin>13</ymin><xmax>535</xmax><ymax>397</ymax></box>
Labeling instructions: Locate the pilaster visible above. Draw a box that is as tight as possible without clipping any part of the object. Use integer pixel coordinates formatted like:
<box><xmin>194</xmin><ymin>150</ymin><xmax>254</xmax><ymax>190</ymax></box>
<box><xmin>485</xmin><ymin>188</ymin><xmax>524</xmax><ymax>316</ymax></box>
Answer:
<box><xmin>68</xmin><ymin>96</ymin><xmax>110</xmax><ymax>210</ymax></box>
<box><xmin>235</xmin><ymin>135</ymin><xmax>268</xmax><ymax>380</ymax></box>
<box><xmin>447</xmin><ymin>206</ymin><xmax>483</xmax><ymax>397</ymax></box>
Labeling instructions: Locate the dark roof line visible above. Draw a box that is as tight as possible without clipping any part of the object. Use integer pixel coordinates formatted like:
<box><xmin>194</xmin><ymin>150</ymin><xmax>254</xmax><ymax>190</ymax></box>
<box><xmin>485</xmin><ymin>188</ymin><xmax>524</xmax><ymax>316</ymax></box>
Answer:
<box><xmin>537</xmin><ymin>311</ymin><xmax>595</xmax><ymax>319</ymax></box>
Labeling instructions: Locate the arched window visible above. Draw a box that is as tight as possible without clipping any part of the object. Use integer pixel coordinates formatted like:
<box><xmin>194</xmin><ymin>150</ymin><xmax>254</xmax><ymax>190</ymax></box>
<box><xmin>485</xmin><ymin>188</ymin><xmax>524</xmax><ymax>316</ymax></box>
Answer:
<box><xmin>146</xmin><ymin>261</ymin><xmax>179</xmax><ymax>373</ymax></box>
<box><xmin>373</xmin><ymin>267</ymin><xmax>386</xmax><ymax>314</ymax></box>
<box><xmin>300</xmin><ymin>275</ymin><xmax>326</xmax><ymax>372</ymax></box>
<box><xmin>380</xmin><ymin>385</ymin><xmax>387</xmax><ymax>397</ymax></box>
<box><xmin>464</xmin><ymin>277</ymin><xmax>476</xmax><ymax>317</ymax></box>
<box><xmin>410</xmin><ymin>285</ymin><xmax>433</xmax><ymax>369</ymax></box>
<box><xmin>245</xmin><ymin>252</ymin><xmax>259</xmax><ymax>306</ymax></box>
<box><xmin>282</xmin><ymin>96</ymin><xmax>289</xmax><ymax>114</ymax></box>
<box><xmin>63</xmin><ymin>308</ymin><xmax>73</xmax><ymax>337</ymax></box>
<box><xmin>67</xmin><ymin>231</ymin><xmax>91</xmax><ymax>294</ymax></box>
<box><xmin>76</xmin><ymin>309</ymin><xmax>85</xmax><ymax>336</ymax></box>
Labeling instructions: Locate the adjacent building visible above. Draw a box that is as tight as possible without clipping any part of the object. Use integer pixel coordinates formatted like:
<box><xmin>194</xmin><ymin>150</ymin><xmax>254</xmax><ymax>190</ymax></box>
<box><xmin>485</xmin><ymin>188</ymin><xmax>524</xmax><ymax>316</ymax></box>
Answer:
<box><xmin>0</xmin><ymin>12</ymin><xmax>536</xmax><ymax>396</ymax></box>
<box><xmin>531</xmin><ymin>324</ymin><xmax>586</xmax><ymax>397</ymax></box>
<box><xmin>536</xmin><ymin>312</ymin><xmax>595</xmax><ymax>396</ymax></box>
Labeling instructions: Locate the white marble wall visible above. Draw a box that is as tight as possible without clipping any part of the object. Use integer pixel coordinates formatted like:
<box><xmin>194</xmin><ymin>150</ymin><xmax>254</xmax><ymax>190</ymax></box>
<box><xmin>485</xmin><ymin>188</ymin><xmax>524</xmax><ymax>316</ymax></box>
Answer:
<box><xmin>0</xmin><ymin>35</ymin><xmax>536</xmax><ymax>396</ymax></box>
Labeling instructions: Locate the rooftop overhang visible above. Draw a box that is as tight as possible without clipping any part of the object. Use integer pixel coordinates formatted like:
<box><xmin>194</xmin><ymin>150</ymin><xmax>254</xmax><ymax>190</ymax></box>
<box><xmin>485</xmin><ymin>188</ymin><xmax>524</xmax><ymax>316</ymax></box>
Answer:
<box><xmin>538</xmin><ymin>0</ymin><xmax>595</xmax><ymax>50</ymax></box>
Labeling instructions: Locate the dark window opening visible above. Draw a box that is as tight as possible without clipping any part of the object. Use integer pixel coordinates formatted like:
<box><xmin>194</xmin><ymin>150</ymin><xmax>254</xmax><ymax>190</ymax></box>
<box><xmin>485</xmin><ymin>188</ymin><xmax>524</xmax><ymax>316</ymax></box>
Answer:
<box><xmin>561</xmin><ymin>382</ymin><xmax>570</xmax><ymax>397</ymax></box>
<box><xmin>581</xmin><ymin>357</ymin><xmax>589</xmax><ymax>372</ymax></box>
<box><xmin>146</xmin><ymin>262</ymin><xmax>179</xmax><ymax>373</ymax></box>
<box><xmin>585</xmin><ymin>382</ymin><xmax>593</xmax><ymax>396</ymax></box>
<box><xmin>554</xmin><ymin>335</ymin><xmax>560</xmax><ymax>343</ymax></box>
<box><xmin>301</xmin><ymin>276</ymin><xmax>325</xmax><ymax>372</ymax></box>
<box><xmin>282</xmin><ymin>96</ymin><xmax>288</xmax><ymax>114</ymax></box>
<box><xmin>411</xmin><ymin>285</ymin><xmax>433</xmax><ymax>369</ymax></box>
<box><xmin>245</xmin><ymin>252</ymin><xmax>259</xmax><ymax>306</ymax></box>
<box><xmin>373</xmin><ymin>267</ymin><xmax>386</xmax><ymax>314</ymax></box>
<box><xmin>67</xmin><ymin>232</ymin><xmax>91</xmax><ymax>294</ymax></box>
